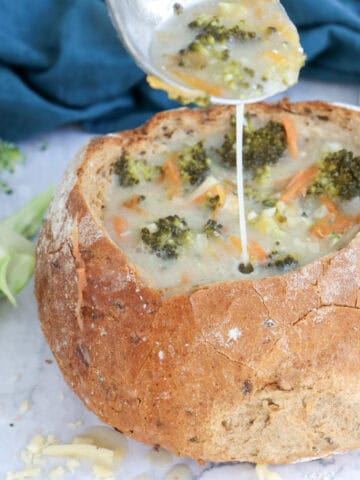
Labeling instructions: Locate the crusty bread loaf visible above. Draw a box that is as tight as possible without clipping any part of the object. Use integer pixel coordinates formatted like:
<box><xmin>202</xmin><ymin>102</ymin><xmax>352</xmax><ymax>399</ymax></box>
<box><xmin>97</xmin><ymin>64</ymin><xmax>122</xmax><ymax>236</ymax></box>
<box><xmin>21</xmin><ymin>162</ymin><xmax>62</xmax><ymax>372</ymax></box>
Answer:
<box><xmin>35</xmin><ymin>100</ymin><xmax>360</xmax><ymax>464</ymax></box>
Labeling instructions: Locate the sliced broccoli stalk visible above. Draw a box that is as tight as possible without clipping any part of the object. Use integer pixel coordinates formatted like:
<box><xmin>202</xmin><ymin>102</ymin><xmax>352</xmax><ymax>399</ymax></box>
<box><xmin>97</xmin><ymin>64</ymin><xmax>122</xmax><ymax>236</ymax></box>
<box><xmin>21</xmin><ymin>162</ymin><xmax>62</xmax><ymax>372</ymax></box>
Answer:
<box><xmin>115</xmin><ymin>153</ymin><xmax>160</xmax><ymax>187</ymax></box>
<box><xmin>0</xmin><ymin>188</ymin><xmax>53</xmax><ymax>305</ymax></box>
<box><xmin>141</xmin><ymin>215</ymin><xmax>193</xmax><ymax>259</ymax></box>
<box><xmin>308</xmin><ymin>149</ymin><xmax>360</xmax><ymax>200</ymax></box>
<box><xmin>217</xmin><ymin>118</ymin><xmax>286</xmax><ymax>172</ymax></box>
<box><xmin>178</xmin><ymin>142</ymin><xmax>211</xmax><ymax>186</ymax></box>
<box><xmin>203</xmin><ymin>219</ymin><xmax>223</xmax><ymax>238</ymax></box>
<box><xmin>0</xmin><ymin>139</ymin><xmax>25</xmax><ymax>194</ymax></box>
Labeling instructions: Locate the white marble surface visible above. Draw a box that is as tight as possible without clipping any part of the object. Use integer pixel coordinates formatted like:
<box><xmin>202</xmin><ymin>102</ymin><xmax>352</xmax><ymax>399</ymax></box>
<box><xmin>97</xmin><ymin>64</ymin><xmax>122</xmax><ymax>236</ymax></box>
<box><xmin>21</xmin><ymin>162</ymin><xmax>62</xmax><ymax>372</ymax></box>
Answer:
<box><xmin>1</xmin><ymin>79</ymin><xmax>360</xmax><ymax>480</ymax></box>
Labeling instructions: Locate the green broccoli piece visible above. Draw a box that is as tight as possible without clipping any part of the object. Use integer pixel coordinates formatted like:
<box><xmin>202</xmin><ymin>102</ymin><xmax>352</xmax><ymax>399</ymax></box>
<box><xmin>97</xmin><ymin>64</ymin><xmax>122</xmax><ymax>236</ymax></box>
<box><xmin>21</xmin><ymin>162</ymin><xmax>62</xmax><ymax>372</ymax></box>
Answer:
<box><xmin>203</xmin><ymin>219</ymin><xmax>223</xmax><ymax>238</ymax></box>
<box><xmin>178</xmin><ymin>142</ymin><xmax>211</xmax><ymax>185</ymax></box>
<box><xmin>267</xmin><ymin>254</ymin><xmax>298</xmax><ymax>271</ymax></box>
<box><xmin>188</xmin><ymin>15</ymin><xmax>257</xmax><ymax>42</ymax></box>
<box><xmin>141</xmin><ymin>215</ymin><xmax>193</xmax><ymax>259</ymax></box>
<box><xmin>0</xmin><ymin>187</ymin><xmax>54</xmax><ymax>305</ymax></box>
<box><xmin>178</xmin><ymin>14</ymin><xmax>256</xmax><ymax>70</ymax></box>
<box><xmin>114</xmin><ymin>153</ymin><xmax>160</xmax><ymax>187</ymax></box>
<box><xmin>206</xmin><ymin>193</ymin><xmax>221</xmax><ymax>211</ymax></box>
<box><xmin>0</xmin><ymin>139</ymin><xmax>25</xmax><ymax>194</ymax></box>
<box><xmin>217</xmin><ymin>118</ymin><xmax>286</xmax><ymax>172</ymax></box>
<box><xmin>217</xmin><ymin>116</ymin><xmax>236</xmax><ymax>168</ymax></box>
<box><xmin>308</xmin><ymin>149</ymin><xmax>360</xmax><ymax>200</ymax></box>
<box><xmin>243</xmin><ymin>121</ymin><xmax>286</xmax><ymax>171</ymax></box>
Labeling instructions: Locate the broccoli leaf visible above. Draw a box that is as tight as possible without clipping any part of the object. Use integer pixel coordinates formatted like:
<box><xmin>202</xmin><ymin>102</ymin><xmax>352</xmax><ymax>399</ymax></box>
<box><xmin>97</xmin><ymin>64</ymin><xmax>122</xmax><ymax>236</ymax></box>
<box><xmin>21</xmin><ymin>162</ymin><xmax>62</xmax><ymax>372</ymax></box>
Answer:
<box><xmin>0</xmin><ymin>187</ymin><xmax>53</xmax><ymax>305</ymax></box>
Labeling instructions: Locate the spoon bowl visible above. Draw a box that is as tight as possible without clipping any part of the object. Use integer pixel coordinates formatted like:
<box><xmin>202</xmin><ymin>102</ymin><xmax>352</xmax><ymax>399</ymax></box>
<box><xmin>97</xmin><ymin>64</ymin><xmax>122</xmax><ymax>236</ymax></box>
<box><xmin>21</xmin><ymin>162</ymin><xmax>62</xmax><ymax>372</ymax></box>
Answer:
<box><xmin>106</xmin><ymin>0</ymin><xmax>302</xmax><ymax>104</ymax></box>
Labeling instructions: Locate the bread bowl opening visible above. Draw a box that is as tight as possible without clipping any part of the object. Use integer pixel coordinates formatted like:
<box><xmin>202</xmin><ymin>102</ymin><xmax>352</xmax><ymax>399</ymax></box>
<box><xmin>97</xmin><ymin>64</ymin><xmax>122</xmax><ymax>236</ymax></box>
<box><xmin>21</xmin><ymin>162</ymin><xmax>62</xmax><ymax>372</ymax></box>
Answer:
<box><xmin>103</xmin><ymin>106</ymin><xmax>360</xmax><ymax>290</ymax></box>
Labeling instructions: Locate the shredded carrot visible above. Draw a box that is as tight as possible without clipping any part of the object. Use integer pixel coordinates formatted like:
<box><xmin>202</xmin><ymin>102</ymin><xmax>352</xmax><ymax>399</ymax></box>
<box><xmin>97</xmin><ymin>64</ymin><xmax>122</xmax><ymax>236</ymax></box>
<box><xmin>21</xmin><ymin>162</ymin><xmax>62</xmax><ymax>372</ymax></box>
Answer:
<box><xmin>229</xmin><ymin>235</ymin><xmax>243</xmax><ymax>253</ymax></box>
<box><xmin>113</xmin><ymin>216</ymin><xmax>129</xmax><ymax>235</ymax></box>
<box><xmin>171</xmin><ymin>69</ymin><xmax>223</xmax><ymax>97</ymax></box>
<box><xmin>311</xmin><ymin>213</ymin><xmax>354</xmax><ymax>239</ymax></box>
<box><xmin>282</xmin><ymin>116</ymin><xmax>299</xmax><ymax>159</ymax></box>
<box><xmin>320</xmin><ymin>195</ymin><xmax>339</xmax><ymax>215</ymax></box>
<box><xmin>123</xmin><ymin>194</ymin><xmax>146</xmax><ymax>213</ymax></box>
<box><xmin>248</xmin><ymin>240</ymin><xmax>268</xmax><ymax>263</ymax></box>
<box><xmin>280</xmin><ymin>165</ymin><xmax>318</xmax><ymax>203</ymax></box>
<box><xmin>162</xmin><ymin>155</ymin><xmax>182</xmax><ymax>198</ymax></box>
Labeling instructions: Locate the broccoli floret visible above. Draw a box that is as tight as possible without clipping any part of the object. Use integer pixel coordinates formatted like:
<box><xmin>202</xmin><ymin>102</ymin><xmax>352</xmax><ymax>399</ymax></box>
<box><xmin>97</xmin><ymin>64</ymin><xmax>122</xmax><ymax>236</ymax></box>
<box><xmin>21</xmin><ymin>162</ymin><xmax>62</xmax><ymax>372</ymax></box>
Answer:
<box><xmin>267</xmin><ymin>254</ymin><xmax>298</xmax><ymax>271</ymax></box>
<box><xmin>141</xmin><ymin>215</ymin><xmax>193</xmax><ymax>259</ymax></box>
<box><xmin>308</xmin><ymin>149</ymin><xmax>360</xmax><ymax>200</ymax></box>
<box><xmin>178</xmin><ymin>142</ymin><xmax>211</xmax><ymax>185</ymax></box>
<box><xmin>188</xmin><ymin>15</ymin><xmax>257</xmax><ymax>42</ymax></box>
<box><xmin>203</xmin><ymin>219</ymin><xmax>223</xmax><ymax>238</ymax></box>
<box><xmin>217</xmin><ymin>116</ymin><xmax>236</xmax><ymax>168</ymax></box>
<box><xmin>206</xmin><ymin>193</ymin><xmax>221</xmax><ymax>211</ymax></box>
<box><xmin>238</xmin><ymin>262</ymin><xmax>254</xmax><ymax>274</ymax></box>
<box><xmin>178</xmin><ymin>15</ymin><xmax>257</xmax><ymax>70</ymax></box>
<box><xmin>243</xmin><ymin>121</ymin><xmax>286</xmax><ymax>171</ymax></box>
<box><xmin>218</xmin><ymin>119</ymin><xmax>286</xmax><ymax>172</ymax></box>
<box><xmin>114</xmin><ymin>153</ymin><xmax>160</xmax><ymax>187</ymax></box>
<box><xmin>0</xmin><ymin>139</ymin><xmax>25</xmax><ymax>194</ymax></box>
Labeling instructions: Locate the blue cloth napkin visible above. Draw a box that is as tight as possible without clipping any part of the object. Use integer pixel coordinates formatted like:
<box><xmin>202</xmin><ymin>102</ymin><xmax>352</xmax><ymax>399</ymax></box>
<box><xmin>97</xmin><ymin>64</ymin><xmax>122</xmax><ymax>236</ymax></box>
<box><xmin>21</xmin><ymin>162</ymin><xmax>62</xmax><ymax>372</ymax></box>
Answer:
<box><xmin>0</xmin><ymin>0</ymin><xmax>359</xmax><ymax>141</ymax></box>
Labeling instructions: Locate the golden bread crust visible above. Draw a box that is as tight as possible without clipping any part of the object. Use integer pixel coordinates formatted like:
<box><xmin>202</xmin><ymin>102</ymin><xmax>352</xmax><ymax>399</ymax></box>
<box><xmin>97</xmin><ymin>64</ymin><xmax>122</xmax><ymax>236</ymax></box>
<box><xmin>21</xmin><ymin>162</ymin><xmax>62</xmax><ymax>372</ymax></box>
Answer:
<box><xmin>35</xmin><ymin>101</ymin><xmax>360</xmax><ymax>464</ymax></box>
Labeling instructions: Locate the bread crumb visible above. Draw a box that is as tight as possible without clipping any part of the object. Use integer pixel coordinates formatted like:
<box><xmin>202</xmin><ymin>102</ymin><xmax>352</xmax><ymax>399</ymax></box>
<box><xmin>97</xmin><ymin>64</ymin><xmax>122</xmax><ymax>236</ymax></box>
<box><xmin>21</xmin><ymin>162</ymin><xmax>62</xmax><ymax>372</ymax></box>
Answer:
<box><xmin>165</xmin><ymin>464</ymin><xmax>193</xmax><ymax>480</ymax></box>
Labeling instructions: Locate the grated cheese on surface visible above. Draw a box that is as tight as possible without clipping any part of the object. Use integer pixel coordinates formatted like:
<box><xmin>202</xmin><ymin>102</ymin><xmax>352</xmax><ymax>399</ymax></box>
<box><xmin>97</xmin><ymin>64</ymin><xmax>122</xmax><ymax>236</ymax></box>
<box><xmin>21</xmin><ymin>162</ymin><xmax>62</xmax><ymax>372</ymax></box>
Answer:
<box><xmin>256</xmin><ymin>464</ymin><xmax>283</xmax><ymax>480</ymax></box>
<box><xmin>6</xmin><ymin>468</ymin><xmax>41</xmax><ymax>480</ymax></box>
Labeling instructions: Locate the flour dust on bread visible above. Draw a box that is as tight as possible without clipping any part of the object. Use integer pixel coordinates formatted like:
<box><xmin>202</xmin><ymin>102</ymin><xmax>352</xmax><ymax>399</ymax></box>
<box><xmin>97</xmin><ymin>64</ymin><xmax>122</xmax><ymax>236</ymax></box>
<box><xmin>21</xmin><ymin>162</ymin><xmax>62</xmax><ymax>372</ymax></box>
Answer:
<box><xmin>35</xmin><ymin>101</ymin><xmax>360</xmax><ymax>464</ymax></box>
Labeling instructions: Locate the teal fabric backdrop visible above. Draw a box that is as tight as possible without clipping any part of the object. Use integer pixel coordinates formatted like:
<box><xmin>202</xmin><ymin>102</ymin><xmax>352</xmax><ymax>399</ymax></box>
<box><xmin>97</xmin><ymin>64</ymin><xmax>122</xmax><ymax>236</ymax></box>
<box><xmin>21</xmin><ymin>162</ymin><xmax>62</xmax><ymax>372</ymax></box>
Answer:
<box><xmin>0</xmin><ymin>0</ymin><xmax>359</xmax><ymax>140</ymax></box>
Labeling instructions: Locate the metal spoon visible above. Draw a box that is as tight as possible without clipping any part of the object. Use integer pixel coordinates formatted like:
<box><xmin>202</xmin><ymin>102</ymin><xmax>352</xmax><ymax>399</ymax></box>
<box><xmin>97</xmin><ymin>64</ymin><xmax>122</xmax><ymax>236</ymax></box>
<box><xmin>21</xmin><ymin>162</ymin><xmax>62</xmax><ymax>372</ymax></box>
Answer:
<box><xmin>105</xmin><ymin>0</ymin><xmax>301</xmax><ymax>105</ymax></box>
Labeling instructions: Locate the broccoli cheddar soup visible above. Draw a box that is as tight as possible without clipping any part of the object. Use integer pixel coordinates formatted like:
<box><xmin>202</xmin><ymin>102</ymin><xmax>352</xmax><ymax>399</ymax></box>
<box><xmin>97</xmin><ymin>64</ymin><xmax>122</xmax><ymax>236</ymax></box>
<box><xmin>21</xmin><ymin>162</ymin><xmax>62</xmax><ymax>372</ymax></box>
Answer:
<box><xmin>104</xmin><ymin>107</ymin><xmax>360</xmax><ymax>290</ymax></box>
<box><xmin>150</xmin><ymin>0</ymin><xmax>305</xmax><ymax>102</ymax></box>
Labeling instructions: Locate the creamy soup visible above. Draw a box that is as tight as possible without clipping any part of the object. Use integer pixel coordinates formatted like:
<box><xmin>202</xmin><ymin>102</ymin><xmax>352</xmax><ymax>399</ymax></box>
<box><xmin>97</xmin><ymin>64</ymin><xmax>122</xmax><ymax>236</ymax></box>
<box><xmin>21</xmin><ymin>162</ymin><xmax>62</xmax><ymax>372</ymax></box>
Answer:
<box><xmin>150</xmin><ymin>0</ymin><xmax>305</xmax><ymax>102</ymax></box>
<box><xmin>104</xmin><ymin>111</ymin><xmax>360</xmax><ymax>290</ymax></box>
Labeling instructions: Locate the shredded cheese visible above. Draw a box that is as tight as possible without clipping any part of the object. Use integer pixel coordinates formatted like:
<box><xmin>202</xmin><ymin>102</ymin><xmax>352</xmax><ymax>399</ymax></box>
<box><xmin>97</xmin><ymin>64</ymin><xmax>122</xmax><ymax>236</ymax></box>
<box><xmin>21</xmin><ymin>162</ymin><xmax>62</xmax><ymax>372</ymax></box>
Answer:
<box><xmin>256</xmin><ymin>464</ymin><xmax>283</xmax><ymax>480</ymax></box>
<box><xmin>43</xmin><ymin>444</ymin><xmax>114</xmax><ymax>468</ymax></box>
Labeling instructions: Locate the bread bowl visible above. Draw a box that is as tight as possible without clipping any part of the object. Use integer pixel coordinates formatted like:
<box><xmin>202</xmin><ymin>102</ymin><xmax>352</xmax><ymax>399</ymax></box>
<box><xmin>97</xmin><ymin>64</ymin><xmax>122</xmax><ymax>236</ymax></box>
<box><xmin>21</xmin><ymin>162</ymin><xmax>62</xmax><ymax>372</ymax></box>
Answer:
<box><xmin>35</xmin><ymin>100</ymin><xmax>360</xmax><ymax>465</ymax></box>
